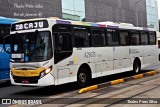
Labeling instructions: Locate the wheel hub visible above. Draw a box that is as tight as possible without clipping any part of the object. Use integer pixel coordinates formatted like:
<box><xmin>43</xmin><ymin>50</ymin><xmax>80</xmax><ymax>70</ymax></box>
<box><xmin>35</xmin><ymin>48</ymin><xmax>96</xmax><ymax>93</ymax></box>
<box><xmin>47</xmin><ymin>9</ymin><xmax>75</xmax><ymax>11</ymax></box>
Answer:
<box><xmin>79</xmin><ymin>73</ymin><xmax>86</xmax><ymax>83</ymax></box>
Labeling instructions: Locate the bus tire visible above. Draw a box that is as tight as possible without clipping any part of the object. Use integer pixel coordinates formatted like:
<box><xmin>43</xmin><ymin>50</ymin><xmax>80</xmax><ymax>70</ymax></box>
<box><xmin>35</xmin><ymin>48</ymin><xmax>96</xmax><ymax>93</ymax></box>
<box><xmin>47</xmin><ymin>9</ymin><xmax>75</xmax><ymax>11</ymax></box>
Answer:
<box><xmin>77</xmin><ymin>67</ymin><xmax>91</xmax><ymax>87</ymax></box>
<box><xmin>133</xmin><ymin>59</ymin><xmax>141</xmax><ymax>74</ymax></box>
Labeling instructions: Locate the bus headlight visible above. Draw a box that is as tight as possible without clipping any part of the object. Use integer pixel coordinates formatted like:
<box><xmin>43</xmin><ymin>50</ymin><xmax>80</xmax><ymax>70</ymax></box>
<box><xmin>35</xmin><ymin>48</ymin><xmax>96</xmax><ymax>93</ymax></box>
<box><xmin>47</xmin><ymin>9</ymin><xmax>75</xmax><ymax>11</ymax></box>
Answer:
<box><xmin>44</xmin><ymin>66</ymin><xmax>52</xmax><ymax>74</ymax></box>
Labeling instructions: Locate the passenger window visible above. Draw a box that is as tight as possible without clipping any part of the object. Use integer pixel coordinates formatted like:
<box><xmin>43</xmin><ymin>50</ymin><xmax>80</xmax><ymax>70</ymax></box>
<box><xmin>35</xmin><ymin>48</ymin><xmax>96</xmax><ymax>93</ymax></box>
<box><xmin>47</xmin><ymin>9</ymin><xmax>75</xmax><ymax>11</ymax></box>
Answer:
<box><xmin>140</xmin><ymin>32</ymin><xmax>148</xmax><ymax>45</ymax></box>
<box><xmin>131</xmin><ymin>31</ymin><xmax>140</xmax><ymax>45</ymax></box>
<box><xmin>92</xmin><ymin>29</ymin><xmax>106</xmax><ymax>46</ymax></box>
<box><xmin>149</xmin><ymin>32</ymin><xmax>156</xmax><ymax>45</ymax></box>
<box><xmin>0</xmin><ymin>36</ymin><xmax>3</xmax><ymax>44</ymax></box>
<box><xmin>0</xmin><ymin>25</ymin><xmax>11</xmax><ymax>44</ymax></box>
<box><xmin>119</xmin><ymin>30</ymin><xmax>129</xmax><ymax>45</ymax></box>
<box><xmin>158</xmin><ymin>40</ymin><xmax>160</xmax><ymax>48</ymax></box>
<box><xmin>4</xmin><ymin>25</ymin><xmax>10</xmax><ymax>36</ymax></box>
<box><xmin>0</xmin><ymin>25</ymin><xmax>4</xmax><ymax>37</ymax></box>
<box><xmin>106</xmin><ymin>29</ymin><xmax>119</xmax><ymax>46</ymax></box>
<box><xmin>73</xmin><ymin>26</ymin><xmax>90</xmax><ymax>47</ymax></box>
<box><xmin>106</xmin><ymin>29</ymin><xmax>113</xmax><ymax>46</ymax></box>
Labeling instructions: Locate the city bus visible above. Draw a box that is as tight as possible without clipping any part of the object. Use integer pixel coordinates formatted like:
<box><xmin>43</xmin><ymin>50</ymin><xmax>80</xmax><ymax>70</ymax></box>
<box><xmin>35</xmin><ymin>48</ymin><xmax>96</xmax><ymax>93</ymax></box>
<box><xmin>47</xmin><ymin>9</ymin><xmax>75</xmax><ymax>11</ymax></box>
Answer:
<box><xmin>0</xmin><ymin>17</ymin><xmax>19</xmax><ymax>82</ymax></box>
<box><xmin>8</xmin><ymin>18</ymin><xmax>158</xmax><ymax>87</ymax></box>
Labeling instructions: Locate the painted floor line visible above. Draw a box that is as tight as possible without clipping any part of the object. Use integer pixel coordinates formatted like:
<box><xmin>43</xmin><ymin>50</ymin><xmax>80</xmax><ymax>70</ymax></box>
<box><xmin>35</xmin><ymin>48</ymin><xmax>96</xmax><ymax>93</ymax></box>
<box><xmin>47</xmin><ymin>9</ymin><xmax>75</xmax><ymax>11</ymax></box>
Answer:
<box><xmin>78</xmin><ymin>69</ymin><xmax>160</xmax><ymax>94</ymax></box>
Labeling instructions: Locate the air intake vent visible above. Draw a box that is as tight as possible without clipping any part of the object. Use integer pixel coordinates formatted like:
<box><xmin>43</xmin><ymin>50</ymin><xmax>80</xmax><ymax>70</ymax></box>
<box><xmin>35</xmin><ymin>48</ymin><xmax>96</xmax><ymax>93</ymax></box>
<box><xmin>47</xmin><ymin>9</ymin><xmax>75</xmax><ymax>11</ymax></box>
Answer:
<box><xmin>21</xmin><ymin>68</ymin><xmax>28</xmax><ymax>70</ymax></box>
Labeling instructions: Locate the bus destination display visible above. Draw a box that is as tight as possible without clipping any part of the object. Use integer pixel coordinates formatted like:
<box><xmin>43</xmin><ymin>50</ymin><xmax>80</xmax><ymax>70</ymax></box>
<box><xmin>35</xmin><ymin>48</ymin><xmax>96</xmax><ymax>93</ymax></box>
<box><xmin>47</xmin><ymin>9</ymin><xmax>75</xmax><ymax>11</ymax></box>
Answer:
<box><xmin>11</xmin><ymin>20</ymin><xmax>48</xmax><ymax>31</ymax></box>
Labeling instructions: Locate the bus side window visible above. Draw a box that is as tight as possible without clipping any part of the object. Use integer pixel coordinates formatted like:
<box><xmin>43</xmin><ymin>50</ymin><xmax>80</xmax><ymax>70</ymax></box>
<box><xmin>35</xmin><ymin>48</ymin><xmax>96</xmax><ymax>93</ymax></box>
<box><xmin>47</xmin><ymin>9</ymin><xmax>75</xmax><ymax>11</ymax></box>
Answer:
<box><xmin>0</xmin><ymin>25</ymin><xmax>10</xmax><ymax>44</ymax></box>
<box><xmin>4</xmin><ymin>25</ymin><xmax>10</xmax><ymax>36</ymax></box>
<box><xmin>119</xmin><ymin>30</ymin><xmax>129</xmax><ymax>46</ymax></box>
<box><xmin>0</xmin><ymin>25</ymin><xmax>4</xmax><ymax>44</ymax></box>
<box><xmin>140</xmin><ymin>32</ymin><xmax>148</xmax><ymax>45</ymax></box>
<box><xmin>112</xmin><ymin>30</ymin><xmax>119</xmax><ymax>46</ymax></box>
<box><xmin>106</xmin><ymin>29</ymin><xmax>119</xmax><ymax>46</ymax></box>
<box><xmin>130</xmin><ymin>31</ymin><xmax>140</xmax><ymax>45</ymax></box>
<box><xmin>158</xmin><ymin>40</ymin><xmax>160</xmax><ymax>48</ymax></box>
<box><xmin>92</xmin><ymin>29</ymin><xmax>106</xmax><ymax>47</ymax></box>
<box><xmin>0</xmin><ymin>36</ymin><xmax>3</xmax><ymax>44</ymax></box>
<box><xmin>149</xmin><ymin>32</ymin><xmax>156</xmax><ymax>45</ymax></box>
<box><xmin>73</xmin><ymin>26</ymin><xmax>90</xmax><ymax>47</ymax></box>
<box><xmin>106</xmin><ymin>29</ymin><xmax>113</xmax><ymax>46</ymax></box>
<box><xmin>0</xmin><ymin>25</ymin><xmax>4</xmax><ymax>37</ymax></box>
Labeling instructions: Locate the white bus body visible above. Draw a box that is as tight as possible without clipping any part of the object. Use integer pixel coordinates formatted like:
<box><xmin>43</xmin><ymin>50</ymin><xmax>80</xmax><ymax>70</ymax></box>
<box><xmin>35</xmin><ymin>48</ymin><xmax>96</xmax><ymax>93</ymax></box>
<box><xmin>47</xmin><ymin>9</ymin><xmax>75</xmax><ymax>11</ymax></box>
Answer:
<box><xmin>9</xmin><ymin>18</ymin><xmax>158</xmax><ymax>86</ymax></box>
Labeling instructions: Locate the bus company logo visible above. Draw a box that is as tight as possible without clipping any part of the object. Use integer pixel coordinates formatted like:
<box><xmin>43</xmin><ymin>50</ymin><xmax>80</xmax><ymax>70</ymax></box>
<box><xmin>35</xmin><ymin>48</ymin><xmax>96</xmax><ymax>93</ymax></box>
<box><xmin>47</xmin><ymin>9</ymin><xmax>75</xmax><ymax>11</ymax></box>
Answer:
<box><xmin>2</xmin><ymin>99</ymin><xmax>11</xmax><ymax>104</ymax></box>
<box><xmin>22</xmin><ymin>72</ymin><xmax>27</xmax><ymax>76</ymax></box>
<box><xmin>0</xmin><ymin>47</ymin><xmax>10</xmax><ymax>53</ymax></box>
<box><xmin>129</xmin><ymin>49</ymin><xmax>140</xmax><ymax>54</ymax></box>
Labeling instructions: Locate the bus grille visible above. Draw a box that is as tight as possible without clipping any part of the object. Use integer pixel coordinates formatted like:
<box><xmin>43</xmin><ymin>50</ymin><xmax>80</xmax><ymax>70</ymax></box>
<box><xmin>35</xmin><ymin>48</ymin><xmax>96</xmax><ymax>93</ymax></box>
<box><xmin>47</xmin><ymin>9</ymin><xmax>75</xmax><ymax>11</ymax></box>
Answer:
<box><xmin>13</xmin><ymin>76</ymin><xmax>40</xmax><ymax>84</ymax></box>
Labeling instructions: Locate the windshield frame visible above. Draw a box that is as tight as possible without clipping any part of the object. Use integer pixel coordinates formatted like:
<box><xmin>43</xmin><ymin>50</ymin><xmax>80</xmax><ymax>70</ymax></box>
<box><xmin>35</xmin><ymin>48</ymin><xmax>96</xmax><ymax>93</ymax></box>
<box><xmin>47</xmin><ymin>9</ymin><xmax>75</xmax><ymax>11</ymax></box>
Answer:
<box><xmin>10</xmin><ymin>30</ymin><xmax>53</xmax><ymax>63</ymax></box>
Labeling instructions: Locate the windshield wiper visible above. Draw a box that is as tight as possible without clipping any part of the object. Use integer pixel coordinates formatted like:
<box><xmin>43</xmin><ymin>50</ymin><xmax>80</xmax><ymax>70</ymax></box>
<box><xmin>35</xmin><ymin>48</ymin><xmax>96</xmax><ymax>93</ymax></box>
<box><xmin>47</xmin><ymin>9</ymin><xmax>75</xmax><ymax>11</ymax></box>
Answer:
<box><xmin>10</xmin><ymin>59</ymin><xmax>15</xmax><ymax>62</ymax></box>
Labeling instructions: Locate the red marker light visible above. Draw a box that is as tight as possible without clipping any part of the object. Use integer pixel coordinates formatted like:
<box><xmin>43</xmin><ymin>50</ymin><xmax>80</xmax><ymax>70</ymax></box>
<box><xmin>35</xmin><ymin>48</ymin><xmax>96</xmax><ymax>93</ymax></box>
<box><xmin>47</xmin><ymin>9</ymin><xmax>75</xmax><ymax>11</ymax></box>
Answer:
<box><xmin>99</xmin><ymin>24</ymin><xmax>106</xmax><ymax>28</ymax></box>
<box><xmin>70</xmin><ymin>72</ymin><xmax>73</xmax><ymax>74</ymax></box>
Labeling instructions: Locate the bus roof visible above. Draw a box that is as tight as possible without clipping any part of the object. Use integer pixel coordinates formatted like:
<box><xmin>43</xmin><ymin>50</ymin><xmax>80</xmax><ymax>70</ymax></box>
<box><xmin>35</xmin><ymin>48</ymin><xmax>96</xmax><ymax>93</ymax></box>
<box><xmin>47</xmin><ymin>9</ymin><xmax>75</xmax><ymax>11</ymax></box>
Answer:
<box><xmin>0</xmin><ymin>16</ymin><xmax>19</xmax><ymax>24</ymax></box>
<box><xmin>11</xmin><ymin>17</ymin><xmax>157</xmax><ymax>32</ymax></box>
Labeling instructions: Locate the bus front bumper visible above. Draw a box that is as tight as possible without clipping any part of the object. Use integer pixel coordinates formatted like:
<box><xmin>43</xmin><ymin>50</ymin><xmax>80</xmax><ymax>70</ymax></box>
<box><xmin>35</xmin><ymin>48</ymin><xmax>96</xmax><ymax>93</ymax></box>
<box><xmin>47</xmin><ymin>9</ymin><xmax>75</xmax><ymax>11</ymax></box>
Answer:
<box><xmin>10</xmin><ymin>73</ymin><xmax>55</xmax><ymax>86</ymax></box>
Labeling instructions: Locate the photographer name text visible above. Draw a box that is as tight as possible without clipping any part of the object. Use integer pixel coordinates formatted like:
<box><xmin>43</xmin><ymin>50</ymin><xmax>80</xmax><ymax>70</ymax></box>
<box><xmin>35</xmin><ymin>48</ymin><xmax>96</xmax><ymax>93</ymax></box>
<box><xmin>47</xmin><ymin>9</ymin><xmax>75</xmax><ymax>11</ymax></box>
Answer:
<box><xmin>14</xmin><ymin>4</ymin><xmax>43</xmax><ymax>9</ymax></box>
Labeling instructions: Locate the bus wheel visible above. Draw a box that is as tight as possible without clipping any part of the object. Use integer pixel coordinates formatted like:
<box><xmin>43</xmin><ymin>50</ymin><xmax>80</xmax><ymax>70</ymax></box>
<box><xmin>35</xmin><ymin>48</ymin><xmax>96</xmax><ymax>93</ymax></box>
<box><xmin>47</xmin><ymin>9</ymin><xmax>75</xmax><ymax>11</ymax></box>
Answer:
<box><xmin>77</xmin><ymin>67</ymin><xmax>91</xmax><ymax>87</ymax></box>
<box><xmin>133</xmin><ymin>60</ymin><xmax>141</xmax><ymax>74</ymax></box>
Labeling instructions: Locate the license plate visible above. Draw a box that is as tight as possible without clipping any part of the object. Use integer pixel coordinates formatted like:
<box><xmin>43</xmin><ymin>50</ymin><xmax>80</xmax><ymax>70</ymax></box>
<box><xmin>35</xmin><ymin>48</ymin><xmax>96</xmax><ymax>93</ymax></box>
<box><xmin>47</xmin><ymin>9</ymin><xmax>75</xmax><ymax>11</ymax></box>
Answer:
<box><xmin>11</xmin><ymin>54</ymin><xmax>23</xmax><ymax>58</ymax></box>
<box><xmin>22</xmin><ymin>80</ymin><xmax>29</xmax><ymax>84</ymax></box>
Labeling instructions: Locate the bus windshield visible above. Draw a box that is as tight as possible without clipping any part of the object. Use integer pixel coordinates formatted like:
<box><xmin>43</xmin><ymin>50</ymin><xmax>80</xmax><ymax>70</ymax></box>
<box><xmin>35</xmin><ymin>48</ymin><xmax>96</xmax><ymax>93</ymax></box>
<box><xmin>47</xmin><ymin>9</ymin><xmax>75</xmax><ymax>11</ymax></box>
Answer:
<box><xmin>10</xmin><ymin>31</ymin><xmax>53</xmax><ymax>62</ymax></box>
